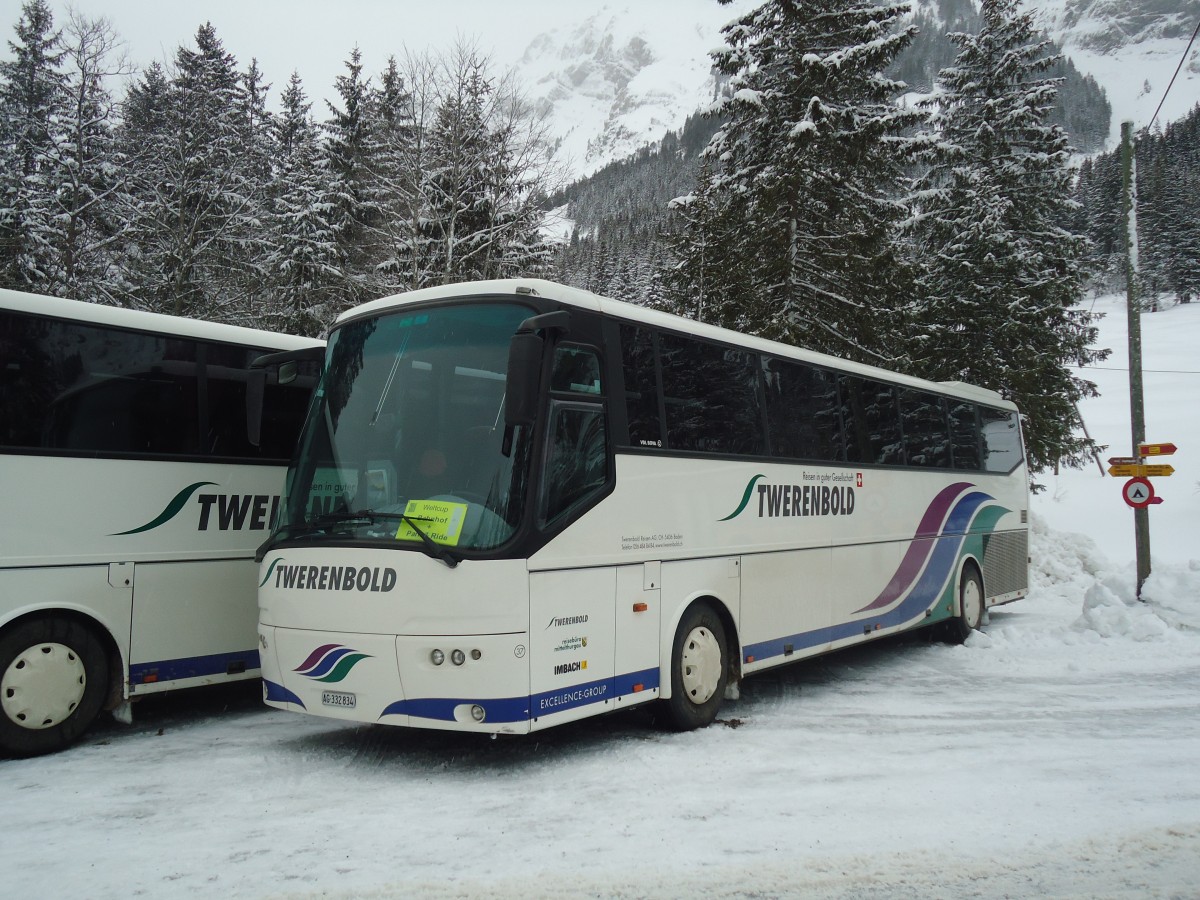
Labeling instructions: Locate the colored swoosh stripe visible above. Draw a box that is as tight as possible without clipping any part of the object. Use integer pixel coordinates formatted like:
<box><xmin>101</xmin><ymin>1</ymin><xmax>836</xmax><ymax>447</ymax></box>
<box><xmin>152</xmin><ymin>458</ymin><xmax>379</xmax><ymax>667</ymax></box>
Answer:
<box><xmin>719</xmin><ymin>474</ymin><xmax>766</xmax><ymax>521</ymax></box>
<box><xmin>294</xmin><ymin>645</ymin><xmax>372</xmax><ymax>682</ymax></box>
<box><xmin>259</xmin><ymin>557</ymin><xmax>284</xmax><ymax>588</ymax></box>
<box><xmin>743</xmin><ymin>498</ymin><xmax>1014</xmax><ymax>664</ymax></box>
<box><xmin>111</xmin><ymin>481</ymin><xmax>217</xmax><ymax>535</ymax></box>
<box><xmin>295</xmin><ymin>643</ymin><xmax>341</xmax><ymax>673</ymax></box>
<box><xmin>854</xmin><ymin>482</ymin><xmax>977</xmax><ymax>613</ymax></box>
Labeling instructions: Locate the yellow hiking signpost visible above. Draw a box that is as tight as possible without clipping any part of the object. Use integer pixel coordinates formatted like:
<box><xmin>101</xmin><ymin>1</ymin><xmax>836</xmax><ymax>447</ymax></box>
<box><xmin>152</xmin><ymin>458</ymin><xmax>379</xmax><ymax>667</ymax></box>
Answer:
<box><xmin>1107</xmin><ymin>463</ymin><xmax>1176</xmax><ymax>478</ymax></box>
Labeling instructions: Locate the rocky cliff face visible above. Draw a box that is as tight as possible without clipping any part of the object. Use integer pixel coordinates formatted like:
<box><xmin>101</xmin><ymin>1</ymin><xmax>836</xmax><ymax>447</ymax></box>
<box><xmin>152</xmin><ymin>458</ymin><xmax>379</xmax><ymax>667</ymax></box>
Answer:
<box><xmin>519</xmin><ymin>0</ymin><xmax>1198</xmax><ymax>177</ymax></box>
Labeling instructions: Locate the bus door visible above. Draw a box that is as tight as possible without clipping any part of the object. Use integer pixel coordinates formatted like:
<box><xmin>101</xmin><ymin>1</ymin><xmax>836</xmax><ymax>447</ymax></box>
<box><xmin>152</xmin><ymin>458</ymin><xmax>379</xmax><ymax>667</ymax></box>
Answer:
<box><xmin>528</xmin><ymin>568</ymin><xmax>616</xmax><ymax>728</ymax></box>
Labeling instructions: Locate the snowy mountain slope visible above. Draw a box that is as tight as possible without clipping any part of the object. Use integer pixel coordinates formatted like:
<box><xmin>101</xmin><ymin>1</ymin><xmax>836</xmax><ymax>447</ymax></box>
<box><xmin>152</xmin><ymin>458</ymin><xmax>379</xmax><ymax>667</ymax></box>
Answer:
<box><xmin>516</xmin><ymin>1</ymin><xmax>756</xmax><ymax>176</ymax></box>
<box><xmin>520</xmin><ymin>0</ymin><xmax>1197</xmax><ymax>175</ymax></box>
<box><xmin>1027</xmin><ymin>0</ymin><xmax>1200</xmax><ymax>145</ymax></box>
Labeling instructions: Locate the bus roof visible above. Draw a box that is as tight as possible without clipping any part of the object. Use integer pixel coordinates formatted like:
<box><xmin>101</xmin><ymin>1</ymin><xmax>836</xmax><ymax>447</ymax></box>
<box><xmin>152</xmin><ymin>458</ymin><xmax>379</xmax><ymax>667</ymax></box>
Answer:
<box><xmin>338</xmin><ymin>278</ymin><xmax>1014</xmax><ymax>411</ymax></box>
<box><xmin>0</xmin><ymin>288</ymin><xmax>323</xmax><ymax>351</ymax></box>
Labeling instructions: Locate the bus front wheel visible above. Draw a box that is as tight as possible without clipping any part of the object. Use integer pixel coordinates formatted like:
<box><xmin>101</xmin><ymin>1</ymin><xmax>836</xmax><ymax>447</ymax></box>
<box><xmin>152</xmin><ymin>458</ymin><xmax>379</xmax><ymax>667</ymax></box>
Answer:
<box><xmin>661</xmin><ymin>602</ymin><xmax>728</xmax><ymax>731</ymax></box>
<box><xmin>947</xmin><ymin>566</ymin><xmax>985</xmax><ymax>644</ymax></box>
<box><xmin>0</xmin><ymin>617</ymin><xmax>108</xmax><ymax>757</ymax></box>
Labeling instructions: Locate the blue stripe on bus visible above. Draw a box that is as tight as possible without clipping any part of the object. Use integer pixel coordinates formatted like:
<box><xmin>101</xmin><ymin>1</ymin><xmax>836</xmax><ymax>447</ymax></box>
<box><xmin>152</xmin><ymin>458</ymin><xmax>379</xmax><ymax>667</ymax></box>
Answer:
<box><xmin>377</xmin><ymin>667</ymin><xmax>661</xmax><ymax>724</ymax></box>
<box><xmin>264</xmin><ymin>679</ymin><xmax>306</xmax><ymax>708</ymax></box>
<box><xmin>128</xmin><ymin>649</ymin><xmax>261</xmax><ymax>684</ymax></box>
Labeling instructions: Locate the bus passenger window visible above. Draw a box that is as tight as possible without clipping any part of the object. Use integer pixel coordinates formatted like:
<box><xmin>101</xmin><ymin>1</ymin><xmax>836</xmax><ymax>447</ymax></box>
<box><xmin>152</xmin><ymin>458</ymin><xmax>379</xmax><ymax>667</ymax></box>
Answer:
<box><xmin>982</xmin><ymin>407</ymin><xmax>1022</xmax><ymax>473</ymax></box>
<box><xmin>620</xmin><ymin>325</ymin><xmax>662</xmax><ymax>449</ymax></box>
<box><xmin>948</xmin><ymin>402</ymin><xmax>981</xmax><ymax>469</ymax></box>
<box><xmin>762</xmin><ymin>358</ymin><xmax>843</xmax><ymax>461</ymax></box>
<box><xmin>899</xmin><ymin>389</ymin><xmax>951</xmax><ymax>468</ymax></box>
<box><xmin>840</xmin><ymin>376</ymin><xmax>902</xmax><ymax>465</ymax></box>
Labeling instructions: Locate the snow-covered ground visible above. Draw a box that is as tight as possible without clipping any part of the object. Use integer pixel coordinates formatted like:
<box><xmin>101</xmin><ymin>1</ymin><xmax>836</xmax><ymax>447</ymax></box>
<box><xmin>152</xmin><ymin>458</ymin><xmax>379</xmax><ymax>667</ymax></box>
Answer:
<box><xmin>3</xmin><ymin>295</ymin><xmax>1198</xmax><ymax>898</ymax></box>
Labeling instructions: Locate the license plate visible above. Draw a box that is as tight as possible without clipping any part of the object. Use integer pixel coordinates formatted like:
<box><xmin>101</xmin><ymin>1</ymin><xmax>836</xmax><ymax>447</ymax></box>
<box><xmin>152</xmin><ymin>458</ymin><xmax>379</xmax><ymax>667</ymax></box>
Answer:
<box><xmin>321</xmin><ymin>690</ymin><xmax>356</xmax><ymax>709</ymax></box>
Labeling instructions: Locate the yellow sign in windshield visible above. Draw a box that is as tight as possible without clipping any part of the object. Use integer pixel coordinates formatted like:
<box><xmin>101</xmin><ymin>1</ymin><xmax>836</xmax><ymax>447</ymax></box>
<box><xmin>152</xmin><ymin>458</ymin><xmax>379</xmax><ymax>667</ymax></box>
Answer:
<box><xmin>395</xmin><ymin>499</ymin><xmax>468</xmax><ymax>546</ymax></box>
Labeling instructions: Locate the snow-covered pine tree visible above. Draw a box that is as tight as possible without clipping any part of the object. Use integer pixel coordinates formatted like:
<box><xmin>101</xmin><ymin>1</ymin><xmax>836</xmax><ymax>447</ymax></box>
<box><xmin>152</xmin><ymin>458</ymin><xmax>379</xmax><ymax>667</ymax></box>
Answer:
<box><xmin>366</xmin><ymin>53</ymin><xmax>430</xmax><ymax>295</ymax></box>
<box><xmin>424</xmin><ymin>44</ymin><xmax>554</xmax><ymax>285</ymax></box>
<box><xmin>0</xmin><ymin>0</ymin><xmax>66</xmax><ymax>291</ymax></box>
<box><xmin>115</xmin><ymin>24</ymin><xmax>262</xmax><ymax>319</ymax></box>
<box><xmin>668</xmin><ymin>0</ymin><xmax>922</xmax><ymax>365</ymax></box>
<box><xmin>43</xmin><ymin>11</ymin><xmax>129</xmax><ymax>304</ymax></box>
<box><xmin>265</xmin><ymin>71</ymin><xmax>340</xmax><ymax>335</ymax></box>
<box><xmin>323</xmin><ymin>46</ymin><xmax>383</xmax><ymax>312</ymax></box>
<box><xmin>227</xmin><ymin>57</ymin><xmax>277</xmax><ymax>323</ymax></box>
<box><xmin>909</xmin><ymin>0</ymin><xmax>1106</xmax><ymax>474</ymax></box>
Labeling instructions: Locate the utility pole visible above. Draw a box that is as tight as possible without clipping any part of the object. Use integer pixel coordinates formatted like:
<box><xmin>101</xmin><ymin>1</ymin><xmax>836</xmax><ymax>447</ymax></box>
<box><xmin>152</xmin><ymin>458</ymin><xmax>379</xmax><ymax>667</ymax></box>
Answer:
<box><xmin>1120</xmin><ymin>120</ymin><xmax>1151</xmax><ymax>597</ymax></box>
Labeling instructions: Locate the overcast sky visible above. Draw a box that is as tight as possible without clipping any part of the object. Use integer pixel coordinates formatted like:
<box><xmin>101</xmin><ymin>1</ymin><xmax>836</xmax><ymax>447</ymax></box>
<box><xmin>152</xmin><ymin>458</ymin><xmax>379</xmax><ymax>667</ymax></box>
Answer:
<box><xmin>36</xmin><ymin>1</ymin><xmax>729</xmax><ymax>109</ymax></box>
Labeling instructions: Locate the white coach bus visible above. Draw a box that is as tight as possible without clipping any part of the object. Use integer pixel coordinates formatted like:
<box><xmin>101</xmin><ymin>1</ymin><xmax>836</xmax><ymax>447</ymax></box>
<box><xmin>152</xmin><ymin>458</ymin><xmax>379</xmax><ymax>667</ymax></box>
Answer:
<box><xmin>255</xmin><ymin>279</ymin><xmax>1027</xmax><ymax>735</ymax></box>
<box><xmin>0</xmin><ymin>289</ymin><xmax>322</xmax><ymax>755</ymax></box>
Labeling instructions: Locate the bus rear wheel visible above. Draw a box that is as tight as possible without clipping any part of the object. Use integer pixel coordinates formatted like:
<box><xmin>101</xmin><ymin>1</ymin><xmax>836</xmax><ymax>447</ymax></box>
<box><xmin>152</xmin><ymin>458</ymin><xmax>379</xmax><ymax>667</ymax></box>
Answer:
<box><xmin>946</xmin><ymin>566</ymin><xmax>985</xmax><ymax>644</ymax></box>
<box><xmin>0</xmin><ymin>618</ymin><xmax>108</xmax><ymax>757</ymax></box>
<box><xmin>661</xmin><ymin>602</ymin><xmax>728</xmax><ymax>731</ymax></box>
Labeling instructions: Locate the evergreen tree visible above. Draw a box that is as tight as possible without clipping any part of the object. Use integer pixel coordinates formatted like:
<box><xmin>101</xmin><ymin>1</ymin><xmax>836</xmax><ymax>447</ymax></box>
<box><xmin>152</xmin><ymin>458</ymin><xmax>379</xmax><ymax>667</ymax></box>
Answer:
<box><xmin>909</xmin><ymin>0</ymin><xmax>1106</xmax><ymax>475</ymax></box>
<box><xmin>323</xmin><ymin>46</ymin><xmax>381</xmax><ymax>311</ymax></box>
<box><xmin>366</xmin><ymin>52</ymin><xmax>428</xmax><ymax>295</ymax></box>
<box><xmin>668</xmin><ymin>0</ymin><xmax>923</xmax><ymax>365</ymax></box>
<box><xmin>424</xmin><ymin>44</ymin><xmax>554</xmax><ymax>285</ymax></box>
<box><xmin>45</xmin><ymin>11</ymin><xmax>129</xmax><ymax>303</ymax></box>
<box><xmin>115</xmin><ymin>24</ymin><xmax>263</xmax><ymax>318</ymax></box>
<box><xmin>265</xmin><ymin>71</ymin><xmax>340</xmax><ymax>335</ymax></box>
<box><xmin>0</xmin><ymin>0</ymin><xmax>65</xmax><ymax>290</ymax></box>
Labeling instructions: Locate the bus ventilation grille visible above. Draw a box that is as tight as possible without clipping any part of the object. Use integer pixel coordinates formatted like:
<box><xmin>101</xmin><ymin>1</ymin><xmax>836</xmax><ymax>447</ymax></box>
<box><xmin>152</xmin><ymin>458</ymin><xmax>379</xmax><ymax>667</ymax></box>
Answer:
<box><xmin>982</xmin><ymin>529</ymin><xmax>1029</xmax><ymax>596</ymax></box>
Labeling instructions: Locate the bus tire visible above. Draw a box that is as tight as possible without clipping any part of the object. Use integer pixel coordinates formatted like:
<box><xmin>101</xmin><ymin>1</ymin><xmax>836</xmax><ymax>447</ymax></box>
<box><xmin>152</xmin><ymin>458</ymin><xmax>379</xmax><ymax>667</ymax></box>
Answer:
<box><xmin>661</xmin><ymin>602</ymin><xmax>728</xmax><ymax>731</ymax></box>
<box><xmin>0</xmin><ymin>617</ymin><xmax>108</xmax><ymax>757</ymax></box>
<box><xmin>947</xmin><ymin>565</ymin><xmax>985</xmax><ymax>644</ymax></box>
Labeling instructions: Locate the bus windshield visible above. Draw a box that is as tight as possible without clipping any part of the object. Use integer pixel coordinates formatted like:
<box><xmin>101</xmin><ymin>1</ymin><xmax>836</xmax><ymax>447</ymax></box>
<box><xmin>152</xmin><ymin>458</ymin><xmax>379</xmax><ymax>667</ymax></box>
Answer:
<box><xmin>277</xmin><ymin>302</ymin><xmax>534</xmax><ymax>554</ymax></box>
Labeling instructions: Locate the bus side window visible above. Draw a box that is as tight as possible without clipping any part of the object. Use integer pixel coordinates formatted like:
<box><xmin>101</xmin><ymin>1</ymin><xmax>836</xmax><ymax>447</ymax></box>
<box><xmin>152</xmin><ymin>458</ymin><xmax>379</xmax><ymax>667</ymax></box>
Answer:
<box><xmin>982</xmin><ymin>407</ymin><xmax>1022</xmax><ymax>473</ymax></box>
<box><xmin>949</xmin><ymin>401</ymin><xmax>981</xmax><ymax>470</ymax></box>
<box><xmin>840</xmin><ymin>375</ymin><xmax>902</xmax><ymax>465</ymax></box>
<box><xmin>658</xmin><ymin>332</ymin><xmax>763</xmax><ymax>456</ymax></box>
<box><xmin>899</xmin><ymin>389</ymin><xmax>951</xmax><ymax>468</ymax></box>
<box><xmin>551</xmin><ymin>346</ymin><xmax>602</xmax><ymax>395</ymax></box>
<box><xmin>620</xmin><ymin>324</ymin><xmax>662</xmax><ymax>449</ymax></box>
<box><xmin>541</xmin><ymin>401</ymin><xmax>608</xmax><ymax>525</ymax></box>
<box><xmin>762</xmin><ymin>357</ymin><xmax>843</xmax><ymax>462</ymax></box>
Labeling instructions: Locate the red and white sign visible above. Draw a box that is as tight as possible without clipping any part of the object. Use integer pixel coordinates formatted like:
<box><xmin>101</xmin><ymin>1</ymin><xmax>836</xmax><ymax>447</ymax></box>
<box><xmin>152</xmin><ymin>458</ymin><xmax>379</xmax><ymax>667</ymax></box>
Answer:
<box><xmin>1122</xmin><ymin>477</ymin><xmax>1162</xmax><ymax>509</ymax></box>
<box><xmin>1138</xmin><ymin>442</ymin><xmax>1178</xmax><ymax>457</ymax></box>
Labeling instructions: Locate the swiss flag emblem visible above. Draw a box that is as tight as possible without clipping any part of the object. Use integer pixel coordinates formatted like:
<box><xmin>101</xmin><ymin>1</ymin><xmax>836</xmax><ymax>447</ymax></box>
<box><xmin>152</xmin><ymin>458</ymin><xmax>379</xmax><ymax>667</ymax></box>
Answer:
<box><xmin>856</xmin><ymin>472</ymin><xmax>863</xmax><ymax>488</ymax></box>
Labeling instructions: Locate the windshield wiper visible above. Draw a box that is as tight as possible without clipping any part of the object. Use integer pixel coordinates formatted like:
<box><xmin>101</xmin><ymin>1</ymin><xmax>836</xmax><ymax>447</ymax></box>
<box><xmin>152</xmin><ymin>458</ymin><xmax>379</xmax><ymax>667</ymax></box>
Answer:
<box><xmin>311</xmin><ymin>509</ymin><xmax>459</xmax><ymax>569</ymax></box>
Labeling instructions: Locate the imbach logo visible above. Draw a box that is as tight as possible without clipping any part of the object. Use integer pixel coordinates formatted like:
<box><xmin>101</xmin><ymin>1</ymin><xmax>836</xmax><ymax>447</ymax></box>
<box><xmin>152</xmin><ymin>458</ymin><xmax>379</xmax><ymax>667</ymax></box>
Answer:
<box><xmin>720</xmin><ymin>473</ymin><xmax>856</xmax><ymax>521</ymax></box>
<box><xmin>111</xmin><ymin>481</ymin><xmax>281</xmax><ymax>535</ymax></box>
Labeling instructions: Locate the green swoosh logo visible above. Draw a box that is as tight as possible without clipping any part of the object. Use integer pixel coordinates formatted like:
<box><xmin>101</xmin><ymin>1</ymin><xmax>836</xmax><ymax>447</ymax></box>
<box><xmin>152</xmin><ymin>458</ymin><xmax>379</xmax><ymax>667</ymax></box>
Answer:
<box><xmin>259</xmin><ymin>557</ymin><xmax>285</xmax><ymax>587</ymax></box>
<box><xmin>719</xmin><ymin>474</ymin><xmax>766</xmax><ymax>521</ymax></box>
<box><xmin>112</xmin><ymin>481</ymin><xmax>217</xmax><ymax>535</ymax></box>
<box><xmin>316</xmin><ymin>654</ymin><xmax>371</xmax><ymax>683</ymax></box>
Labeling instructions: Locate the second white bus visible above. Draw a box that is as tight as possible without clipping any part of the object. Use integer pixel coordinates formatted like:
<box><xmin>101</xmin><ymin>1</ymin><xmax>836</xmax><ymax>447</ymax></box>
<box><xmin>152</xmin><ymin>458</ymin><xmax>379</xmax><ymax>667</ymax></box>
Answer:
<box><xmin>255</xmin><ymin>279</ymin><xmax>1028</xmax><ymax>734</ymax></box>
<box><xmin>0</xmin><ymin>290</ymin><xmax>322</xmax><ymax>755</ymax></box>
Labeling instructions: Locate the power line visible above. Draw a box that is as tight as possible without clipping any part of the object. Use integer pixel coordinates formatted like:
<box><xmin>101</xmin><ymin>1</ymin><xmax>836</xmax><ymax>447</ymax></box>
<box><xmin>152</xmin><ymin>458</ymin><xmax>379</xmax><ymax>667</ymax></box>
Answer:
<box><xmin>1069</xmin><ymin>364</ymin><xmax>1200</xmax><ymax>375</ymax></box>
<box><xmin>1148</xmin><ymin>16</ymin><xmax>1200</xmax><ymax>131</ymax></box>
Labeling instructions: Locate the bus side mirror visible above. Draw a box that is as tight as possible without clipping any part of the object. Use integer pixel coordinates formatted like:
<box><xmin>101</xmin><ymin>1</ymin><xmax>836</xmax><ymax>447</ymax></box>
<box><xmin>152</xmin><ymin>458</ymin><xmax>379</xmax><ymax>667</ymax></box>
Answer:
<box><xmin>504</xmin><ymin>310</ymin><xmax>570</xmax><ymax>428</ymax></box>
<box><xmin>505</xmin><ymin>331</ymin><xmax>544</xmax><ymax>427</ymax></box>
<box><xmin>247</xmin><ymin>345</ymin><xmax>324</xmax><ymax>448</ymax></box>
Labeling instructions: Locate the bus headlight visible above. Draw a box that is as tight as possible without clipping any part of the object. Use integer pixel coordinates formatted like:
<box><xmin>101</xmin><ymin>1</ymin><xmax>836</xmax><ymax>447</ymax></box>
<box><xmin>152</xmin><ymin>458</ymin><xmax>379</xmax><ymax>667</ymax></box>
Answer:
<box><xmin>430</xmin><ymin>649</ymin><xmax>445</xmax><ymax>666</ymax></box>
<box><xmin>451</xmin><ymin>649</ymin><xmax>466</xmax><ymax>666</ymax></box>
<box><xmin>470</xmin><ymin>705</ymin><xmax>486</xmax><ymax>722</ymax></box>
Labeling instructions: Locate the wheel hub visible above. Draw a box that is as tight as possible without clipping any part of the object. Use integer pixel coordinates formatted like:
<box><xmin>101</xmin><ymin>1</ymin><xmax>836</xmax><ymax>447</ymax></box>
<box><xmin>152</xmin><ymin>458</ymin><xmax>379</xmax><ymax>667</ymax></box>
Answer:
<box><xmin>1</xmin><ymin>642</ymin><xmax>87</xmax><ymax>731</ymax></box>
<box><xmin>680</xmin><ymin>626</ymin><xmax>722</xmax><ymax>705</ymax></box>
<box><xmin>962</xmin><ymin>578</ymin><xmax>983</xmax><ymax>630</ymax></box>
